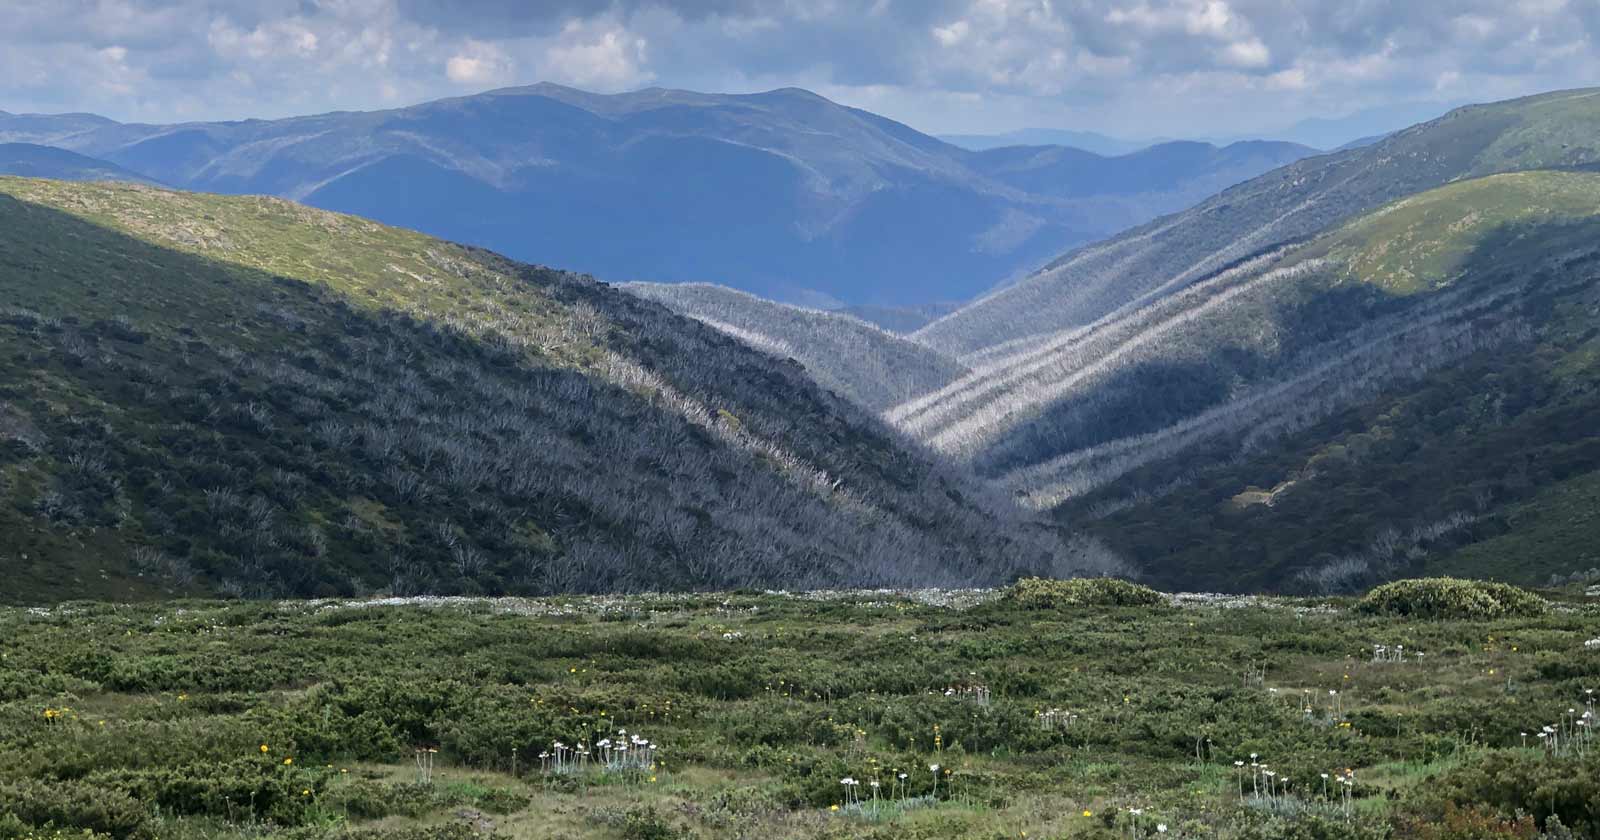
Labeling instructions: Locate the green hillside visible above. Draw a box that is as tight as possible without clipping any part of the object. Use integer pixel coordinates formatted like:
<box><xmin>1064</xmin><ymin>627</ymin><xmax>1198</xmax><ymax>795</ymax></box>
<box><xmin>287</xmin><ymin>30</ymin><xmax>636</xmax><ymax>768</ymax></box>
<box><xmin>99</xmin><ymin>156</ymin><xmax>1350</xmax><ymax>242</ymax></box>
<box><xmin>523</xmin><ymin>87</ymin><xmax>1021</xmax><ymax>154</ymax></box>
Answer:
<box><xmin>1428</xmin><ymin>471</ymin><xmax>1600</xmax><ymax>585</ymax></box>
<box><xmin>0</xmin><ymin>178</ymin><xmax>1109</xmax><ymax>603</ymax></box>
<box><xmin>914</xmin><ymin>86</ymin><xmax>1600</xmax><ymax>356</ymax></box>
<box><xmin>1041</xmin><ymin>171</ymin><xmax>1600</xmax><ymax>592</ymax></box>
<box><xmin>1321</xmin><ymin>170</ymin><xmax>1600</xmax><ymax>294</ymax></box>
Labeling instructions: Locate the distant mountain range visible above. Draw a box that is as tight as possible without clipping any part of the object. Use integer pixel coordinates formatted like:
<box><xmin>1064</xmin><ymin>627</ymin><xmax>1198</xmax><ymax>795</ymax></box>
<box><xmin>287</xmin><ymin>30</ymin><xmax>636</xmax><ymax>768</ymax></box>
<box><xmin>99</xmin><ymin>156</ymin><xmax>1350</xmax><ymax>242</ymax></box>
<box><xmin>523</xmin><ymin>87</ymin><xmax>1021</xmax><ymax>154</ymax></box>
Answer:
<box><xmin>1263</xmin><ymin>100</ymin><xmax>1460</xmax><ymax>149</ymax></box>
<box><xmin>0</xmin><ymin>84</ymin><xmax>1313</xmax><ymax>308</ymax></box>
<box><xmin>0</xmin><ymin>142</ymin><xmax>158</xmax><ymax>184</ymax></box>
<box><xmin>939</xmin><ymin>128</ymin><xmax>1149</xmax><ymax>156</ymax></box>
<box><xmin>943</xmin><ymin>100</ymin><xmax>1457</xmax><ymax>157</ymax></box>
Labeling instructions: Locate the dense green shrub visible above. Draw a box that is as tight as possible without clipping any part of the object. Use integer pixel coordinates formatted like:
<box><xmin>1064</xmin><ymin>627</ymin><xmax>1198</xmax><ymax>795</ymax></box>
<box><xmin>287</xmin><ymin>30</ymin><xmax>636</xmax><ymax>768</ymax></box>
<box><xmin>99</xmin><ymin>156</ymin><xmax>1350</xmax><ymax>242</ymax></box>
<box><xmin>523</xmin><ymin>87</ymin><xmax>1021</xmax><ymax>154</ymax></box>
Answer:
<box><xmin>1406</xmin><ymin>751</ymin><xmax>1600</xmax><ymax>835</ymax></box>
<box><xmin>0</xmin><ymin>812</ymin><xmax>109</xmax><ymax>840</ymax></box>
<box><xmin>1401</xmin><ymin>804</ymin><xmax>1542</xmax><ymax>840</ymax></box>
<box><xmin>1224</xmin><ymin>813</ymin><xmax>1393</xmax><ymax>840</ymax></box>
<box><xmin>619</xmin><ymin>806</ymin><xmax>693</xmax><ymax>840</ymax></box>
<box><xmin>323</xmin><ymin>781</ymin><xmax>435</xmax><ymax>820</ymax></box>
<box><xmin>274</xmin><ymin>825</ymin><xmax>489</xmax><ymax>840</ymax></box>
<box><xmin>1355</xmin><ymin>578</ymin><xmax>1547</xmax><ymax>619</ymax></box>
<box><xmin>1003</xmin><ymin>577</ymin><xmax>1166</xmax><ymax>608</ymax></box>
<box><xmin>0</xmin><ymin>779</ymin><xmax>145</xmax><ymax>839</ymax></box>
<box><xmin>85</xmin><ymin>760</ymin><xmax>316</xmax><ymax>825</ymax></box>
<box><xmin>320</xmin><ymin>780</ymin><xmax>529</xmax><ymax>821</ymax></box>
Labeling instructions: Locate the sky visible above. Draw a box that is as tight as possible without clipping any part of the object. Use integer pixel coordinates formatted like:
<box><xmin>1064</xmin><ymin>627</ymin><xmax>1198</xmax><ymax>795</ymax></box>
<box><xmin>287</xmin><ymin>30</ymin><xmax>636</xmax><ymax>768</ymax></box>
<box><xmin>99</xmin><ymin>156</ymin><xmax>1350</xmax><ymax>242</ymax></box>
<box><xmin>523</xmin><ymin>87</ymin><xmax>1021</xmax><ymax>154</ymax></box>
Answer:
<box><xmin>3</xmin><ymin>0</ymin><xmax>1598</xmax><ymax>140</ymax></box>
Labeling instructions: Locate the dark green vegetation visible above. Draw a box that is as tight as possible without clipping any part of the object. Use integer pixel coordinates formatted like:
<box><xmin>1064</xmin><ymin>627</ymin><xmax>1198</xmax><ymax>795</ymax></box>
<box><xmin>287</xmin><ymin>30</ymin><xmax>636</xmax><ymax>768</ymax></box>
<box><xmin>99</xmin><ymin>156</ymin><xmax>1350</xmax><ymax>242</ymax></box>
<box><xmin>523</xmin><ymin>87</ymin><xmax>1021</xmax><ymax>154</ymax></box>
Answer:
<box><xmin>0</xmin><ymin>85</ymin><xmax>1311</xmax><ymax>308</ymax></box>
<box><xmin>876</xmin><ymin>91</ymin><xmax>1600</xmax><ymax>600</ymax></box>
<box><xmin>0</xmin><ymin>177</ymin><xmax>1114</xmax><ymax>604</ymax></box>
<box><xmin>1355</xmin><ymin>579</ymin><xmax>1548</xmax><ymax>620</ymax></box>
<box><xmin>1044</xmin><ymin>171</ymin><xmax>1600</xmax><ymax>593</ymax></box>
<box><xmin>3</xmin><ymin>587</ymin><xmax>1598</xmax><ymax>839</ymax></box>
<box><xmin>1003</xmin><ymin>577</ymin><xmax>1167</xmax><ymax>608</ymax></box>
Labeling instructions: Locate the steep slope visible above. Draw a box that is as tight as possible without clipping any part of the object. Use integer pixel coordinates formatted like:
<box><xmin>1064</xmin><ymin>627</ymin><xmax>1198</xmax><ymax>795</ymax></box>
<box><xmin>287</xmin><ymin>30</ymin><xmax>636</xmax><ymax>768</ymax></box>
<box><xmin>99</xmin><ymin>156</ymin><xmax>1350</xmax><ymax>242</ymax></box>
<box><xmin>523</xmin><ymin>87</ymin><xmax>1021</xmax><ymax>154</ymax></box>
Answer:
<box><xmin>624</xmin><ymin>282</ymin><xmax>968</xmax><ymax>411</ymax></box>
<box><xmin>917</xmin><ymin>87</ymin><xmax>1600</xmax><ymax>358</ymax></box>
<box><xmin>0</xmin><ymin>143</ymin><xmax>158</xmax><ymax>183</ymax></box>
<box><xmin>0</xmin><ymin>177</ymin><xmax>1123</xmax><ymax>604</ymax></box>
<box><xmin>1</xmin><ymin>85</ymin><xmax>1311</xmax><ymax>308</ymax></box>
<box><xmin>835</xmin><ymin>302</ymin><xmax>964</xmax><ymax>334</ymax></box>
<box><xmin>983</xmin><ymin>171</ymin><xmax>1600</xmax><ymax>592</ymax></box>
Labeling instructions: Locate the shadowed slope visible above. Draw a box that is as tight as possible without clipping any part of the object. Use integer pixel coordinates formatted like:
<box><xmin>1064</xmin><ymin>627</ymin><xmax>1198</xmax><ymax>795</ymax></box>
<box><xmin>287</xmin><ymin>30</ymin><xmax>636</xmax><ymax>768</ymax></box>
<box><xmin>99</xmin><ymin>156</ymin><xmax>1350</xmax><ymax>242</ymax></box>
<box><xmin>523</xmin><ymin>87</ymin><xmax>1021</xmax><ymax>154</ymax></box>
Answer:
<box><xmin>991</xmin><ymin>172</ymin><xmax>1600</xmax><ymax>592</ymax></box>
<box><xmin>0</xmin><ymin>177</ymin><xmax>1123</xmax><ymax>603</ymax></box>
<box><xmin>624</xmin><ymin>282</ymin><xmax>968</xmax><ymax>411</ymax></box>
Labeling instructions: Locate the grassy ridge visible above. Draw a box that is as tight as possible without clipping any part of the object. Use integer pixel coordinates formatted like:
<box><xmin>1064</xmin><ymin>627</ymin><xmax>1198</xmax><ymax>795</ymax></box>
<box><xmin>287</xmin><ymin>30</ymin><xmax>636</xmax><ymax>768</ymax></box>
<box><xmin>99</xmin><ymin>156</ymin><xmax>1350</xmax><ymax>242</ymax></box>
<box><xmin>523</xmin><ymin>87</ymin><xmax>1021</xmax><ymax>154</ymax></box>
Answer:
<box><xmin>914</xmin><ymin>171</ymin><xmax>1600</xmax><ymax>592</ymax></box>
<box><xmin>0</xmin><ymin>177</ymin><xmax>1102</xmax><ymax>603</ymax></box>
<box><xmin>2</xmin><ymin>590</ymin><xmax>1597</xmax><ymax>838</ymax></box>
<box><xmin>1322</xmin><ymin>171</ymin><xmax>1600</xmax><ymax>294</ymax></box>
<box><xmin>915</xmin><ymin>86</ymin><xmax>1600</xmax><ymax>359</ymax></box>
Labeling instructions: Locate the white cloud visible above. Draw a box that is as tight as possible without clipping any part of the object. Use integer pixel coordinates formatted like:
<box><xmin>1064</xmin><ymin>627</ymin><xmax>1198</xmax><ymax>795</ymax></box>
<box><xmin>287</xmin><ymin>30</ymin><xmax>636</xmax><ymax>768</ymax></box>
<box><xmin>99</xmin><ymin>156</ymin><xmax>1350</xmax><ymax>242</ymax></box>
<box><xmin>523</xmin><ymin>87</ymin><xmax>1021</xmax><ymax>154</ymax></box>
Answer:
<box><xmin>1</xmin><ymin>0</ymin><xmax>1598</xmax><ymax>139</ymax></box>
<box><xmin>1220</xmin><ymin>38</ymin><xmax>1270</xmax><ymax>68</ymax></box>
<box><xmin>1186</xmin><ymin>1</ymin><xmax>1234</xmax><ymax>38</ymax></box>
<box><xmin>1266</xmin><ymin>66</ymin><xmax>1307</xmax><ymax>90</ymax></box>
<box><xmin>536</xmin><ymin>21</ymin><xmax>652</xmax><ymax>90</ymax></box>
<box><xmin>932</xmin><ymin>20</ymin><xmax>970</xmax><ymax>47</ymax></box>
<box><xmin>446</xmin><ymin>40</ymin><xmax>513</xmax><ymax>85</ymax></box>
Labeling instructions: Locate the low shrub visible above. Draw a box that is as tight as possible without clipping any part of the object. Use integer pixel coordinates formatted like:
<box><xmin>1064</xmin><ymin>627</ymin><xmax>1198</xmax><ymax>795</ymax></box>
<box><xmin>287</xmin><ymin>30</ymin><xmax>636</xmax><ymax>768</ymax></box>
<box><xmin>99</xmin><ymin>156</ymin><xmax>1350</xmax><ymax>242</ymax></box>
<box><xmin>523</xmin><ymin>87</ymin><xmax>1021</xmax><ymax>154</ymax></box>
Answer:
<box><xmin>85</xmin><ymin>760</ymin><xmax>315</xmax><ymax>825</ymax></box>
<box><xmin>0</xmin><ymin>779</ymin><xmax>146</xmax><ymax>839</ymax></box>
<box><xmin>1003</xmin><ymin>577</ymin><xmax>1166</xmax><ymax>609</ymax></box>
<box><xmin>1405</xmin><ymin>751</ymin><xmax>1600</xmax><ymax>835</ymax></box>
<box><xmin>0</xmin><ymin>811</ymin><xmax>111</xmax><ymax>840</ymax></box>
<box><xmin>619</xmin><ymin>806</ymin><xmax>692</xmax><ymax>840</ymax></box>
<box><xmin>1355</xmin><ymin>578</ymin><xmax>1547</xmax><ymax>619</ymax></box>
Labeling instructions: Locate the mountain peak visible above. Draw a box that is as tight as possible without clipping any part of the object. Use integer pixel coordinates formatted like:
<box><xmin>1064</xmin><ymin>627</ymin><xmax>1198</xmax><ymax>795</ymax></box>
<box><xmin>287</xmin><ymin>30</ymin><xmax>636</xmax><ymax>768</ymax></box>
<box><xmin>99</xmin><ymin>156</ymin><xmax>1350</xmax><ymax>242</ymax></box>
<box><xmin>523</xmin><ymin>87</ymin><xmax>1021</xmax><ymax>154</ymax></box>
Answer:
<box><xmin>0</xmin><ymin>82</ymin><xmax>1313</xmax><ymax>308</ymax></box>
